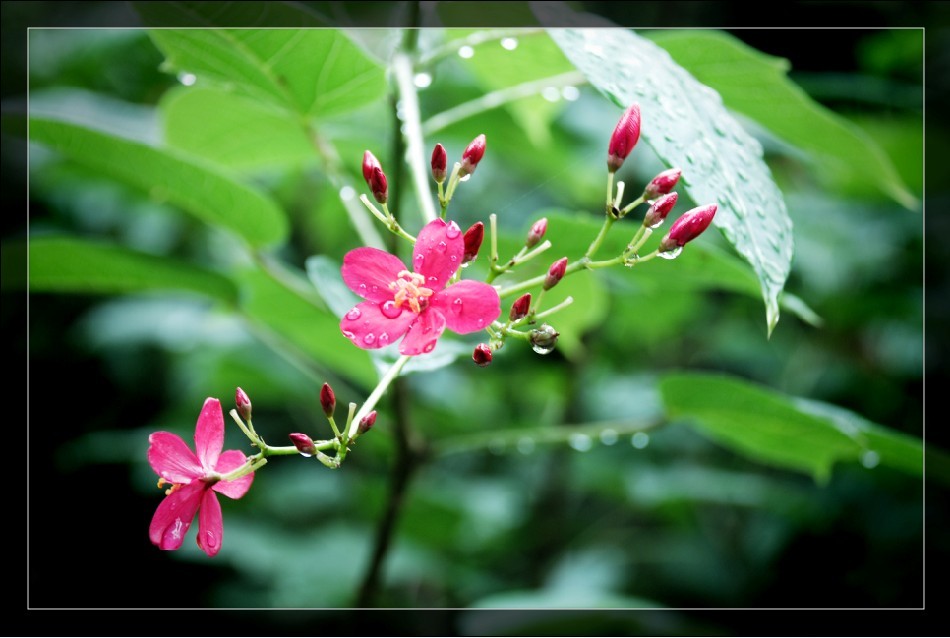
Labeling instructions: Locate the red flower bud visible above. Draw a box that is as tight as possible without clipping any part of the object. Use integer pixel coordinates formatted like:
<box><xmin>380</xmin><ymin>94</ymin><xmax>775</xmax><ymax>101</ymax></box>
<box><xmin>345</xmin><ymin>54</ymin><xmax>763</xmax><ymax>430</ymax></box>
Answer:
<box><xmin>643</xmin><ymin>192</ymin><xmax>678</xmax><ymax>228</ymax></box>
<box><xmin>525</xmin><ymin>218</ymin><xmax>548</xmax><ymax>249</ymax></box>
<box><xmin>543</xmin><ymin>257</ymin><xmax>568</xmax><ymax>291</ymax></box>
<box><xmin>235</xmin><ymin>387</ymin><xmax>252</xmax><ymax>422</ymax></box>
<box><xmin>462</xmin><ymin>222</ymin><xmax>485</xmax><ymax>263</ymax></box>
<box><xmin>659</xmin><ymin>204</ymin><xmax>718</xmax><ymax>253</ymax></box>
<box><xmin>472</xmin><ymin>343</ymin><xmax>493</xmax><ymax>367</ymax></box>
<box><xmin>643</xmin><ymin>167</ymin><xmax>682</xmax><ymax>199</ymax></box>
<box><xmin>607</xmin><ymin>103</ymin><xmax>641</xmax><ymax>173</ymax></box>
<box><xmin>459</xmin><ymin>134</ymin><xmax>486</xmax><ymax>176</ymax></box>
<box><xmin>289</xmin><ymin>432</ymin><xmax>316</xmax><ymax>456</ymax></box>
<box><xmin>320</xmin><ymin>382</ymin><xmax>336</xmax><ymax>418</ymax></box>
<box><xmin>369</xmin><ymin>167</ymin><xmax>388</xmax><ymax>204</ymax></box>
<box><xmin>431</xmin><ymin>143</ymin><xmax>447</xmax><ymax>183</ymax></box>
<box><xmin>358</xmin><ymin>411</ymin><xmax>377</xmax><ymax>435</ymax></box>
<box><xmin>362</xmin><ymin>150</ymin><xmax>381</xmax><ymax>183</ymax></box>
<box><xmin>509</xmin><ymin>293</ymin><xmax>532</xmax><ymax>322</ymax></box>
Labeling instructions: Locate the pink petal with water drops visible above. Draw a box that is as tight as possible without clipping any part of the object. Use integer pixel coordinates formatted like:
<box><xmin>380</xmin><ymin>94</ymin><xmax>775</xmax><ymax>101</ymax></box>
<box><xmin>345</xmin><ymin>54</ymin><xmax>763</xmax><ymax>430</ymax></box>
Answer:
<box><xmin>412</xmin><ymin>219</ymin><xmax>464</xmax><ymax>291</ymax></box>
<box><xmin>149</xmin><ymin>480</ymin><xmax>205</xmax><ymax>550</ymax></box>
<box><xmin>194</xmin><ymin>397</ymin><xmax>224</xmax><ymax>471</ymax></box>
<box><xmin>341</xmin><ymin>247</ymin><xmax>406</xmax><ymax>303</ymax></box>
<box><xmin>341</xmin><ymin>300</ymin><xmax>415</xmax><ymax>350</ymax></box>
<box><xmin>148</xmin><ymin>432</ymin><xmax>203</xmax><ymax>484</ymax></box>
<box><xmin>431</xmin><ymin>280</ymin><xmax>501</xmax><ymax>334</ymax></box>
<box><xmin>399</xmin><ymin>308</ymin><xmax>447</xmax><ymax>355</ymax></box>
<box><xmin>212</xmin><ymin>450</ymin><xmax>254</xmax><ymax>499</ymax></box>
<box><xmin>196</xmin><ymin>489</ymin><xmax>224</xmax><ymax>557</ymax></box>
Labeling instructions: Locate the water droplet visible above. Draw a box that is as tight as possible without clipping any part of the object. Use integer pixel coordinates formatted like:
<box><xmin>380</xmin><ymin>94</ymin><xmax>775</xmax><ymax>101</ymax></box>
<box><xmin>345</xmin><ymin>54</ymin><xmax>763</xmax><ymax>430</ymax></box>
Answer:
<box><xmin>345</xmin><ymin>308</ymin><xmax>362</xmax><ymax>320</ymax></box>
<box><xmin>459</xmin><ymin>174</ymin><xmax>471</xmax><ymax>182</ymax></box>
<box><xmin>377</xmin><ymin>332</ymin><xmax>390</xmax><ymax>346</ymax></box>
<box><xmin>446</xmin><ymin>221</ymin><xmax>461</xmax><ymax>239</ymax></box>
<box><xmin>631</xmin><ymin>432</ymin><xmax>650</xmax><ymax>449</ymax></box>
<box><xmin>338</xmin><ymin>185</ymin><xmax>355</xmax><ymax>201</ymax></box>
<box><xmin>415</xmin><ymin>254</ymin><xmax>425</xmax><ymax>264</ymax></box>
<box><xmin>501</xmin><ymin>37</ymin><xmax>518</xmax><ymax>50</ymax></box>
<box><xmin>371</xmin><ymin>284</ymin><xmax>379</xmax><ymax>293</ymax></box>
<box><xmin>517</xmin><ymin>437</ymin><xmax>535</xmax><ymax>454</ymax></box>
<box><xmin>451</xmin><ymin>298</ymin><xmax>463</xmax><ymax>315</ymax></box>
<box><xmin>562</xmin><ymin>86</ymin><xmax>580</xmax><ymax>101</ymax></box>
<box><xmin>298</xmin><ymin>451</ymin><xmax>313</xmax><ymax>458</ymax></box>
<box><xmin>861</xmin><ymin>450</ymin><xmax>880</xmax><ymax>469</ymax></box>
<box><xmin>413</xmin><ymin>72</ymin><xmax>432</xmax><ymax>88</ymax></box>
<box><xmin>342</xmin><ymin>329</ymin><xmax>355</xmax><ymax>339</ymax></box>
<box><xmin>458</xmin><ymin>45</ymin><xmax>474</xmax><ymax>59</ymax></box>
<box><xmin>542</xmin><ymin>86</ymin><xmax>561</xmax><ymax>102</ymax></box>
<box><xmin>177</xmin><ymin>72</ymin><xmax>196</xmax><ymax>86</ymax></box>
<box><xmin>358</xmin><ymin>283</ymin><xmax>368</xmax><ymax>293</ymax></box>
<box><xmin>363</xmin><ymin>333</ymin><xmax>376</xmax><ymax>345</ymax></box>
<box><xmin>475</xmin><ymin>318</ymin><xmax>484</xmax><ymax>327</ymax></box>
<box><xmin>449</xmin><ymin>255</ymin><xmax>458</xmax><ymax>262</ymax></box>
<box><xmin>531</xmin><ymin>343</ymin><xmax>554</xmax><ymax>355</ymax></box>
<box><xmin>599</xmin><ymin>429</ymin><xmax>618</xmax><ymax>446</ymax></box>
<box><xmin>437</xmin><ymin>240</ymin><xmax>447</xmax><ymax>253</ymax></box>
<box><xmin>658</xmin><ymin>246</ymin><xmax>682</xmax><ymax>260</ymax></box>
<box><xmin>428</xmin><ymin>276</ymin><xmax>438</xmax><ymax>284</ymax></box>
<box><xmin>569</xmin><ymin>433</ymin><xmax>592</xmax><ymax>452</ymax></box>
<box><xmin>423</xmin><ymin>341</ymin><xmax>436</xmax><ymax>353</ymax></box>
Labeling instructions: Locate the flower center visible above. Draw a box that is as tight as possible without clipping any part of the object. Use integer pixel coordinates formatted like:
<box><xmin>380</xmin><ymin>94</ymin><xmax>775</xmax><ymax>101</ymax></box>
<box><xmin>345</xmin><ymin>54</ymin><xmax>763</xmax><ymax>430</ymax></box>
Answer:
<box><xmin>389</xmin><ymin>270</ymin><xmax>434</xmax><ymax>314</ymax></box>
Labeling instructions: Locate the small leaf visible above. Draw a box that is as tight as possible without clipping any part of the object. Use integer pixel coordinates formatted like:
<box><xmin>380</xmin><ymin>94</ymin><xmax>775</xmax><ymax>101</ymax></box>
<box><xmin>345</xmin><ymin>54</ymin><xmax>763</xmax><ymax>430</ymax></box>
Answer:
<box><xmin>147</xmin><ymin>29</ymin><xmax>385</xmax><ymax>119</ymax></box>
<box><xmin>548</xmin><ymin>28</ymin><xmax>794</xmax><ymax>334</ymax></box>
<box><xmin>25</xmin><ymin>236</ymin><xmax>238</xmax><ymax>303</ymax></box>
<box><xmin>29</xmin><ymin>117</ymin><xmax>288</xmax><ymax>247</ymax></box>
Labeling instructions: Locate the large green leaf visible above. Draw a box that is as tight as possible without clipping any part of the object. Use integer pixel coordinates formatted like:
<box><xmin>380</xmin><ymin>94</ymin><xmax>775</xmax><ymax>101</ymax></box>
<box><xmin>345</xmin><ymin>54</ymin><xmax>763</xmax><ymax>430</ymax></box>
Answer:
<box><xmin>147</xmin><ymin>29</ymin><xmax>385</xmax><ymax>119</ymax></box>
<box><xmin>660</xmin><ymin>373</ymin><xmax>923</xmax><ymax>483</ymax></box>
<box><xmin>547</xmin><ymin>28</ymin><xmax>793</xmax><ymax>335</ymax></box>
<box><xmin>29</xmin><ymin>117</ymin><xmax>288</xmax><ymax>247</ymax></box>
<box><xmin>25</xmin><ymin>236</ymin><xmax>238</xmax><ymax>302</ymax></box>
<box><xmin>647</xmin><ymin>30</ymin><xmax>916</xmax><ymax>208</ymax></box>
<box><xmin>161</xmin><ymin>86</ymin><xmax>314</xmax><ymax>171</ymax></box>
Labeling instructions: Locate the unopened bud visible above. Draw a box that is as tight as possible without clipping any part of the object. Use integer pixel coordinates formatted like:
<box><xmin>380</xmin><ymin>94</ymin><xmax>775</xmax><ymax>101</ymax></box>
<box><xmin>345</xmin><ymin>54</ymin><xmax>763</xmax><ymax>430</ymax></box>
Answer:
<box><xmin>642</xmin><ymin>192</ymin><xmax>678</xmax><ymax>228</ymax></box>
<box><xmin>462</xmin><ymin>222</ymin><xmax>485</xmax><ymax>263</ymax></box>
<box><xmin>529</xmin><ymin>324</ymin><xmax>559</xmax><ymax>351</ymax></box>
<box><xmin>362</xmin><ymin>150</ymin><xmax>381</xmax><ymax>183</ymax></box>
<box><xmin>607</xmin><ymin>103</ymin><xmax>641</xmax><ymax>173</ymax></box>
<box><xmin>525</xmin><ymin>218</ymin><xmax>548</xmax><ymax>249</ymax></box>
<box><xmin>320</xmin><ymin>382</ymin><xmax>336</xmax><ymax>418</ymax></box>
<box><xmin>658</xmin><ymin>204</ymin><xmax>718</xmax><ymax>253</ymax></box>
<box><xmin>459</xmin><ymin>134</ymin><xmax>486</xmax><ymax>176</ymax></box>
<box><xmin>235</xmin><ymin>387</ymin><xmax>252</xmax><ymax>422</ymax></box>
<box><xmin>369</xmin><ymin>167</ymin><xmax>388</xmax><ymax>204</ymax></box>
<box><xmin>289</xmin><ymin>432</ymin><xmax>316</xmax><ymax>456</ymax></box>
<box><xmin>431</xmin><ymin>143</ymin><xmax>447</xmax><ymax>183</ymax></box>
<box><xmin>358</xmin><ymin>411</ymin><xmax>377</xmax><ymax>435</ymax></box>
<box><xmin>643</xmin><ymin>167</ymin><xmax>682</xmax><ymax>199</ymax></box>
<box><xmin>472</xmin><ymin>343</ymin><xmax>493</xmax><ymax>367</ymax></box>
<box><xmin>543</xmin><ymin>257</ymin><xmax>568</xmax><ymax>291</ymax></box>
<box><xmin>509</xmin><ymin>293</ymin><xmax>532</xmax><ymax>322</ymax></box>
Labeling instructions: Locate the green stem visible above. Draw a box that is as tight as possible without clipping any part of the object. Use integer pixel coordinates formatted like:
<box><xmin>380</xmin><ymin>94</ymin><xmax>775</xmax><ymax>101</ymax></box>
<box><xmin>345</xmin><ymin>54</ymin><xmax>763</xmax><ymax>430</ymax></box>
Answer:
<box><xmin>620</xmin><ymin>194</ymin><xmax>646</xmax><ymax>216</ymax></box>
<box><xmin>347</xmin><ymin>355</ymin><xmax>413</xmax><ymax>440</ymax></box>
<box><xmin>392</xmin><ymin>51</ymin><xmax>437</xmax><ymax>224</ymax></box>
<box><xmin>584</xmin><ymin>217</ymin><xmax>615</xmax><ymax>260</ymax></box>
<box><xmin>626</xmin><ymin>227</ymin><xmax>653</xmax><ymax>256</ymax></box>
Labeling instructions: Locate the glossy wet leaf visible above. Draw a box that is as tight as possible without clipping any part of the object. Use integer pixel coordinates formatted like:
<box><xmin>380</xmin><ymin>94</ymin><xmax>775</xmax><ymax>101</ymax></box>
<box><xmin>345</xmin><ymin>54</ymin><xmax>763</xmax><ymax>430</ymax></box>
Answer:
<box><xmin>26</xmin><ymin>236</ymin><xmax>238</xmax><ymax>303</ymax></box>
<box><xmin>548</xmin><ymin>28</ymin><xmax>793</xmax><ymax>334</ymax></box>
<box><xmin>29</xmin><ymin>116</ymin><xmax>288</xmax><ymax>247</ymax></box>
<box><xmin>147</xmin><ymin>29</ymin><xmax>385</xmax><ymax>119</ymax></box>
<box><xmin>647</xmin><ymin>30</ymin><xmax>916</xmax><ymax>208</ymax></box>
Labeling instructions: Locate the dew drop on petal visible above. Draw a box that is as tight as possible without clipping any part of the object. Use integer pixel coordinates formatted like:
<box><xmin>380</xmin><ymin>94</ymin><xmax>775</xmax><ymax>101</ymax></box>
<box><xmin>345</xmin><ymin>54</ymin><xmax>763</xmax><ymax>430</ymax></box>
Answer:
<box><xmin>358</xmin><ymin>283</ymin><xmax>368</xmax><ymax>293</ymax></box>
<box><xmin>371</xmin><ymin>284</ymin><xmax>379</xmax><ymax>293</ymax></box>
<box><xmin>345</xmin><ymin>308</ymin><xmax>362</xmax><ymax>321</ymax></box>
<box><xmin>446</xmin><ymin>221</ymin><xmax>461</xmax><ymax>239</ymax></box>
<box><xmin>428</xmin><ymin>276</ymin><xmax>439</xmax><ymax>284</ymax></box>
<box><xmin>449</xmin><ymin>255</ymin><xmax>458</xmax><ymax>262</ymax></box>
<box><xmin>415</xmin><ymin>254</ymin><xmax>425</xmax><ymax>265</ymax></box>
<box><xmin>342</xmin><ymin>330</ymin><xmax>355</xmax><ymax>339</ymax></box>
<box><xmin>381</xmin><ymin>300</ymin><xmax>403</xmax><ymax>319</ymax></box>
<box><xmin>658</xmin><ymin>246</ymin><xmax>682</xmax><ymax>260</ymax></box>
<box><xmin>451</xmin><ymin>298</ymin><xmax>463</xmax><ymax>315</ymax></box>
<box><xmin>377</xmin><ymin>332</ymin><xmax>390</xmax><ymax>346</ymax></box>
<box><xmin>363</xmin><ymin>333</ymin><xmax>376</xmax><ymax>345</ymax></box>
<box><xmin>424</xmin><ymin>341</ymin><xmax>436</xmax><ymax>353</ymax></box>
<box><xmin>437</xmin><ymin>240</ymin><xmax>447</xmax><ymax>253</ymax></box>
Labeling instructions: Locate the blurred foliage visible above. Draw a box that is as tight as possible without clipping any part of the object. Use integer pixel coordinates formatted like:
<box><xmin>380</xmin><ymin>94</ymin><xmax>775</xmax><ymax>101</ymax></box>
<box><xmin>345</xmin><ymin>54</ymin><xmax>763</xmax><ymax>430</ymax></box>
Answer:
<box><xmin>12</xmin><ymin>2</ymin><xmax>938</xmax><ymax>630</ymax></box>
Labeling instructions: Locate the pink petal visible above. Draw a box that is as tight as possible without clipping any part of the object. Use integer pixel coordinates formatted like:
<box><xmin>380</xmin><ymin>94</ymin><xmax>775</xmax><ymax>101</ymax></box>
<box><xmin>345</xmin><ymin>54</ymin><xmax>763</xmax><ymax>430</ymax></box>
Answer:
<box><xmin>431</xmin><ymin>280</ymin><xmax>501</xmax><ymax>334</ymax></box>
<box><xmin>412</xmin><ymin>219</ymin><xmax>464</xmax><ymax>291</ymax></box>
<box><xmin>341</xmin><ymin>247</ymin><xmax>406</xmax><ymax>303</ymax></box>
<box><xmin>148</xmin><ymin>432</ymin><xmax>203</xmax><ymax>484</ymax></box>
<box><xmin>197</xmin><ymin>489</ymin><xmax>224</xmax><ymax>557</ymax></box>
<box><xmin>194</xmin><ymin>397</ymin><xmax>224</xmax><ymax>471</ymax></box>
<box><xmin>399</xmin><ymin>308</ymin><xmax>447</xmax><ymax>355</ymax></box>
<box><xmin>341</xmin><ymin>299</ymin><xmax>415</xmax><ymax>350</ymax></box>
<box><xmin>149</xmin><ymin>480</ymin><xmax>205</xmax><ymax>550</ymax></box>
<box><xmin>212</xmin><ymin>449</ymin><xmax>254</xmax><ymax>499</ymax></box>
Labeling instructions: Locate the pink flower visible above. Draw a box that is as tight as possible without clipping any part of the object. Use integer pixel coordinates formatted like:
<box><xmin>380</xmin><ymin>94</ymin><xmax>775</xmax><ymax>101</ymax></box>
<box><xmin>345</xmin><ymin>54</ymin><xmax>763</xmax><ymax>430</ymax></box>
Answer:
<box><xmin>148</xmin><ymin>398</ymin><xmax>254</xmax><ymax>557</ymax></box>
<box><xmin>340</xmin><ymin>218</ymin><xmax>501</xmax><ymax>355</ymax></box>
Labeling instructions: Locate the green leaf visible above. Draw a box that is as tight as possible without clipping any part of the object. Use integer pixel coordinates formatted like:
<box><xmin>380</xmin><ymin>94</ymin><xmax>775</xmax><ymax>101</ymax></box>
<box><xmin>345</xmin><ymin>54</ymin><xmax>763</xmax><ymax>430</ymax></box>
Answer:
<box><xmin>660</xmin><ymin>373</ymin><xmax>865</xmax><ymax>482</ymax></box>
<box><xmin>161</xmin><ymin>86</ymin><xmax>314</xmax><ymax>172</ymax></box>
<box><xmin>548</xmin><ymin>28</ymin><xmax>793</xmax><ymax>335</ymax></box>
<box><xmin>147</xmin><ymin>29</ymin><xmax>385</xmax><ymax>119</ymax></box>
<box><xmin>647</xmin><ymin>30</ymin><xmax>916</xmax><ymax>208</ymax></box>
<box><xmin>29</xmin><ymin>117</ymin><xmax>288</xmax><ymax>247</ymax></box>
<box><xmin>239</xmin><ymin>264</ymin><xmax>376</xmax><ymax>388</ymax></box>
<box><xmin>25</xmin><ymin>236</ymin><xmax>238</xmax><ymax>302</ymax></box>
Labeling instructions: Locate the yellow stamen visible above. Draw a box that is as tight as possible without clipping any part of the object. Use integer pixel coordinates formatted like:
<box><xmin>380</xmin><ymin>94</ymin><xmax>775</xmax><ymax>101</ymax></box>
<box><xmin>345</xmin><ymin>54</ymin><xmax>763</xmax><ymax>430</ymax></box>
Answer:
<box><xmin>388</xmin><ymin>270</ymin><xmax>434</xmax><ymax>314</ymax></box>
<box><xmin>157</xmin><ymin>477</ymin><xmax>182</xmax><ymax>496</ymax></box>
